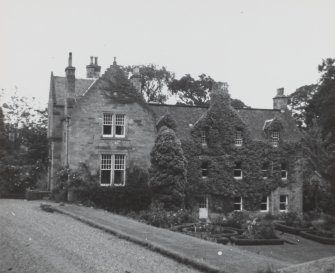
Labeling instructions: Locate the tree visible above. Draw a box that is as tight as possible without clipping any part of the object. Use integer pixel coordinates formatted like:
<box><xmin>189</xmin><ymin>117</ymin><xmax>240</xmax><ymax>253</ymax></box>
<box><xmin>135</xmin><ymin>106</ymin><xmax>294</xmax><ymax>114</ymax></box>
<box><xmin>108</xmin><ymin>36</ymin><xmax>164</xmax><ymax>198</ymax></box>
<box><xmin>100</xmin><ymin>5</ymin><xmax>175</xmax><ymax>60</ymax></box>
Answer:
<box><xmin>288</xmin><ymin>84</ymin><xmax>317</xmax><ymax>128</ymax></box>
<box><xmin>124</xmin><ymin>64</ymin><xmax>174</xmax><ymax>103</ymax></box>
<box><xmin>306</xmin><ymin>59</ymin><xmax>335</xmax><ymax>141</ymax></box>
<box><xmin>149</xmin><ymin>115</ymin><xmax>187</xmax><ymax>210</ymax></box>
<box><xmin>169</xmin><ymin>73</ymin><xmax>249</xmax><ymax>108</ymax></box>
<box><xmin>0</xmin><ymin>90</ymin><xmax>48</xmax><ymax>196</ymax></box>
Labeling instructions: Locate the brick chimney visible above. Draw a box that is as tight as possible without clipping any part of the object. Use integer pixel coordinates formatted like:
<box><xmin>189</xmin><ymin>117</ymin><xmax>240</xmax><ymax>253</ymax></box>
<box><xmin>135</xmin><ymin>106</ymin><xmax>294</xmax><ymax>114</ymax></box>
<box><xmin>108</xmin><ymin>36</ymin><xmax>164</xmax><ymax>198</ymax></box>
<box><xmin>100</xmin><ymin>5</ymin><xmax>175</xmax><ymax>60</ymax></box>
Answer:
<box><xmin>130</xmin><ymin>66</ymin><xmax>141</xmax><ymax>93</ymax></box>
<box><xmin>65</xmin><ymin>52</ymin><xmax>76</xmax><ymax>111</ymax></box>
<box><xmin>86</xmin><ymin>56</ymin><xmax>101</xmax><ymax>78</ymax></box>
<box><xmin>273</xmin><ymin>88</ymin><xmax>288</xmax><ymax>110</ymax></box>
<box><xmin>210</xmin><ymin>82</ymin><xmax>230</xmax><ymax>107</ymax></box>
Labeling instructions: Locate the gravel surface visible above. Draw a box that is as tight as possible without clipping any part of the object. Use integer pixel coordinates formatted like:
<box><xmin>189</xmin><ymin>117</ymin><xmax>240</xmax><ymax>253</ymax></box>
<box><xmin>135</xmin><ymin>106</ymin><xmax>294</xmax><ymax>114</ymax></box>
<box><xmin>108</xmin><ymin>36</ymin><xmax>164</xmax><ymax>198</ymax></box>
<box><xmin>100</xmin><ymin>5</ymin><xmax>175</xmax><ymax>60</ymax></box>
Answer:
<box><xmin>0</xmin><ymin>199</ymin><xmax>201</xmax><ymax>273</ymax></box>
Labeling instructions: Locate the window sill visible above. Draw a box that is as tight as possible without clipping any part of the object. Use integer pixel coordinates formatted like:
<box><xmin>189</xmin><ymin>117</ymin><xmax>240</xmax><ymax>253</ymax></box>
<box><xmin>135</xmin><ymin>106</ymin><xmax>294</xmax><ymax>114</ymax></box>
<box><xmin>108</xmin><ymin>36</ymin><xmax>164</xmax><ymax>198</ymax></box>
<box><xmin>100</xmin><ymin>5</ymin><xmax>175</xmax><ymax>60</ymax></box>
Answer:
<box><xmin>234</xmin><ymin>177</ymin><xmax>243</xmax><ymax>180</ymax></box>
<box><xmin>100</xmin><ymin>184</ymin><xmax>125</xmax><ymax>187</ymax></box>
<box><xmin>101</xmin><ymin>136</ymin><xmax>127</xmax><ymax>140</ymax></box>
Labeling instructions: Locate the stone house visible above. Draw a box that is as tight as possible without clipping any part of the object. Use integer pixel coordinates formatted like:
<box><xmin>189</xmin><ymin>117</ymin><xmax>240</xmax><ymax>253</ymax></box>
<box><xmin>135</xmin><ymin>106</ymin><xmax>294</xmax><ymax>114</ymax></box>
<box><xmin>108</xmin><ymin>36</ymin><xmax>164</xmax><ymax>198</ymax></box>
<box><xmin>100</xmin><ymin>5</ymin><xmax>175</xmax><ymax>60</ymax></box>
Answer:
<box><xmin>48</xmin><ymin>53</ymin><xmax>303</xmax><ymax>218</ymax></box>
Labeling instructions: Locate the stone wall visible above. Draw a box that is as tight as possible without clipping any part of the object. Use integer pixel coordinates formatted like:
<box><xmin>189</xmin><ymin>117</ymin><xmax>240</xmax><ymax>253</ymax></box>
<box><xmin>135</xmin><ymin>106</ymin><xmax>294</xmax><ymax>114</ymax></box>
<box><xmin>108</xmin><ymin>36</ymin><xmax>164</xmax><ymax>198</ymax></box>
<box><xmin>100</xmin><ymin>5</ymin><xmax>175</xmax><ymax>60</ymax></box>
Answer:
<box><xmin>67</xmin><ymin>87</ymin><xmax>156</xmax><ymax>179</ymax></box>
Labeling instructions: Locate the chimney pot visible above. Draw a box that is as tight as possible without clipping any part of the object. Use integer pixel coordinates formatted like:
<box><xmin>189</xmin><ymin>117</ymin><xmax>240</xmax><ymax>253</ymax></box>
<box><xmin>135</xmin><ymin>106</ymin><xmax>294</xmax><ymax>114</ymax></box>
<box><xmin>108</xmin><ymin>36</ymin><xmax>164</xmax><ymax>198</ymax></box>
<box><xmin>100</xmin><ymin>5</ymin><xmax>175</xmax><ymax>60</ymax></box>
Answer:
<box><xmin>68</xmin><ymin>52</ymin><xmax>72</xmax><ymax>67</ymax></box>
<box><xmin>90</xmin><ymin>56</ymin><xmax>93</xmax><ymax>64</ymax></box>
<box><xmin>95</xmin><ymin>57</ymin><xmax>98</xmax><ymax>65</ymax></box>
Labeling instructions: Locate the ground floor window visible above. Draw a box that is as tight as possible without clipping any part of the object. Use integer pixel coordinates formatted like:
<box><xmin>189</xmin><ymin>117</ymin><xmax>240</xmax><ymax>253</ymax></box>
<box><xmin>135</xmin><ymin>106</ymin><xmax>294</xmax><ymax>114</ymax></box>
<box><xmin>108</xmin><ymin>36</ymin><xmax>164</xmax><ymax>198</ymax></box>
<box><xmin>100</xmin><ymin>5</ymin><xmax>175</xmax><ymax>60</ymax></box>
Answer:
<box><xmin>260</xmin><ymin>196</ymin><xmax>269</xmax><ymax>212</ymax></box>
<box><xmin>279</xmin><ymin>194</ymin><xmax>288</xmax><ymax>212</ymax></box>
<box><xmin>234</xmin><ymin>196</ymin><xmax>243</xmax><ymax>211</ymax></box>
<box><xmin>100</xmin><ymin>154</ymin><xmax>126</xmax><ymax>186</ymax></box>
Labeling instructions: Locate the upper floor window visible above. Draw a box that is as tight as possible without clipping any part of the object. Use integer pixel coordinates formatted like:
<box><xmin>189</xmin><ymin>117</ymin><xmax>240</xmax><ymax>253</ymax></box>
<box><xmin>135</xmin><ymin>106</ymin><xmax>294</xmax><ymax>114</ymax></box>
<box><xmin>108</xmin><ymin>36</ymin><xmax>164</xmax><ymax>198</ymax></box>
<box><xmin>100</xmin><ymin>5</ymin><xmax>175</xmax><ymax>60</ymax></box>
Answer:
<box><xmin>103</xmin><ymin>113</ymin><xmax>113</xmax><ymax>137</ymax></box>
<box><xmin>100</xmin><ymin>154</ymin><xmax>126</xmax><ymax>186</ymax></box>
<box><xmin>281</xmin><ymin>163</ymin><xmax>287</xmax><ymax>180</ymax></box>
<box><xmin>260</xmin><ymin>196</ymin><xmax>269</xmax><ymax>212</ymax></box>
<box><xmin>235</xmin><ymin>129</ymin><xmax>243</xmax><ymax>146</ymax></box>
<box><xmin>279</xmin><ymin>194</ymin><xmax>288</xmax><ymax>212</ymax></box>
<box><xmin>271</xmin><ymin>130</ymin><xmax>280</xmax><ymax>147</ymax></box>
<box><xmin>234</xmin><ymin>196</ymin><xmax>243</xmax><ymax>211</ymax></box>
<box><xmin>201</xmin><ymin>162</ymin><xmax>209</xmax><ymax>178</ymax></box>
<box><xmin>115</xmin><ymin>114</ymin><xmax>125</xmax><ymax>137</ymax></box>
<box><xmin>262</xmin><ymin>163</ymin><xmax>269</xmax><ymax>179</ymax></box>
<box><xmin>201</xmin><ymin>130</ymin><xmax>207</xmax><ymax>146</ymax></box>
<box><xmin>103</xmin><ymin>113</ymin><xmax>126</xmax><ymax>138</ymax></box>
<box><xmin>234</xmin><ymin>162</ymin><xmax>243</xmax><ymax>179</ymax></box>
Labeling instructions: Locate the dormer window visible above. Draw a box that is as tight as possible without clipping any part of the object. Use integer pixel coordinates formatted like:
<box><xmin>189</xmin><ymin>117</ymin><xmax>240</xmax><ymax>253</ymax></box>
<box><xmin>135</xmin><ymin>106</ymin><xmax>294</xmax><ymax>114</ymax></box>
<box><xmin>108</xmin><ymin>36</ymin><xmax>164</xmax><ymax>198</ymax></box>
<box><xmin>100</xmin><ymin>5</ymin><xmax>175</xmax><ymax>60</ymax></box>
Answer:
<box><xmin>201</xmin><ymin>162</ymin><xmax>209</xmax><ymax>178</ymax></box>
<box><xmin>271</xmin><ymin>130</ymin><xmax>280</xmax><ymax>147</ymax></box>
<box><xmin>261</xmin><ymin>163</ymin><xmax>269</xmax><ymax>179</ymax></box>
<box><xmin>234</xmin><ymin>162</ymin><xmax>243</xmax><ymax>179</ymax></box>
<box><xmin>201</xmin><ymin>130</ymin><xmax>207</xmax><ymax>146</ymax></box>
<box><xmin>281</xmin><ymin>163</ymin><xmax>287</xmax><ymax>180</ymax></box>
<box><xmin>234</xmin><ymin>129</ymin><xmax>243</xmax><ymax>146</ymax></box>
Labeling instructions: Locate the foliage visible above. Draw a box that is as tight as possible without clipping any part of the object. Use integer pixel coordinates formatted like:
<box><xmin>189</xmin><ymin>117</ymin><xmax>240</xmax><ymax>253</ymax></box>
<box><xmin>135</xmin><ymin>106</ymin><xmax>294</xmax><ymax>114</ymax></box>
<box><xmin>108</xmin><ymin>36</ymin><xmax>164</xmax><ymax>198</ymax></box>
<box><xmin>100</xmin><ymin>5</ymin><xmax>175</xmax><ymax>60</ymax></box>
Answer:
<box><xmin>279</xmin><ymin>212</ymin><xmax>307</xmax><ymax>228</ymax></box>
<box><xmin>136</xmin><ymin>201</ymin><xmax>197</xmax><ymax>228</ymax></box>
<box><xmin>243</xmin><ymin>218</ymin><xmax>276</xmax><ymax>240</ymax></box>
<box><xmin>156</xmin><ymin>113</ymin><xmax>177</xmax><ymax>131</ymax></box>
<box><xmin>288</xmin><ymin>84</ymin><xmax>317</xmax><ymax>128</ymax></box>
<box><xmin>124</xmin><ymin>64</ymin><xmax>174</xmax><ymax>103</ymax></box>
<box><xmin>53</xmin><ymin>164</ymin><xmax>152</xmax><ymax>213</ymax></box>
<box><xmin>0</xmin><ymin>90</ymin><xmax>48</xmax><ymax>195</ymax></box>
<box><xmin>149</xmin><ymin>126</ymin><xmax>187</xmax><ymax>210</ymax></box>
<box><xmin>183</xmin><ymin>89</ymin><xmax>301</xmax><ymax>211</ymax></box>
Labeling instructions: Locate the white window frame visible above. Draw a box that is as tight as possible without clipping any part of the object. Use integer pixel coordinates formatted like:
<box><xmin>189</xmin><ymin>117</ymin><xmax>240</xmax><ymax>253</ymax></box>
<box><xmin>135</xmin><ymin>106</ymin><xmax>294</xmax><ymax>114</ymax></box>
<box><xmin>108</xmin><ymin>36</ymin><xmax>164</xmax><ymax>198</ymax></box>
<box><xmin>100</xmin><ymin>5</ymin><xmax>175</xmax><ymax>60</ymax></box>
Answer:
<box><xmin>100</xmin><ymin>154</ymin><xmax>126</xmax><ymax>186</ymax></box>
<box><xmin>103</xmin><ymin>113</ymin><xmax>113</xmax><ymax>137</ymax></box>
<box><xmin>279</xmin><ymin>194</ymin><xmax>288</xmax><ymax>212</ymax></box>
<box><xmin>115</xmin><ymin>114</ymin><xmax>126</xmax><ymax>138</ymax></box>
<box><xmin>102</xmin><ymin>113</ymin><xmax>126</xmax><ymax>138</ymax></box>
<box><xmin>262</xmin><ymin>163</ymin><xmax>269</xmax><ymax>179</ymax></box>
<box><xmin>201</xmin><ymin>162</ymin><xmax>209</xmax><ymax>179</ymax></box>
<box><xmin>281</xmin><ymin>163</ymin><xmax>288</xmax><ymax>180</ymax></box>
<box><xmin>271</xmin><ymin>130</ymin><xmax>280</xmax><ymax>147</ymax></box>
<box><xmin>234</xmin><ymin>130</ymin><xmax>243</xmax><ymax>146</ymax></box>
<box><xmin>233</xmin><ymin>162</ymin><xmax>243</xmax><ymax>179</ymax></box>
<box><xmin>234</xmin><ymin>196</ymin><xmax>243</xmax><ymax>211</ymax></box>
<box><xmin>260</xmin><ymin>196</ymin><xmax>269</xmax><ymax>212</ymax></box>
<box><xmin>201</xmin><ymin>130</ymin><xmax>207</xmax><ymax>146</ymax></box>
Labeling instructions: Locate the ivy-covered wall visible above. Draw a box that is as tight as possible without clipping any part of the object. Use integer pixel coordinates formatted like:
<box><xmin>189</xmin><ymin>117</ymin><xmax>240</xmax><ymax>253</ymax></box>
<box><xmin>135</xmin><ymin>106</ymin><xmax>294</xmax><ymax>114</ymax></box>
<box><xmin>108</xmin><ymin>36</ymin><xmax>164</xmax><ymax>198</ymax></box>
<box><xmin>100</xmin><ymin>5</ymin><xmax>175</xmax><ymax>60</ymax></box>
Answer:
<box><xmin>182</xmin><ymin>84</ymin><xmax>303</xmax><ymax>215</ymax></box>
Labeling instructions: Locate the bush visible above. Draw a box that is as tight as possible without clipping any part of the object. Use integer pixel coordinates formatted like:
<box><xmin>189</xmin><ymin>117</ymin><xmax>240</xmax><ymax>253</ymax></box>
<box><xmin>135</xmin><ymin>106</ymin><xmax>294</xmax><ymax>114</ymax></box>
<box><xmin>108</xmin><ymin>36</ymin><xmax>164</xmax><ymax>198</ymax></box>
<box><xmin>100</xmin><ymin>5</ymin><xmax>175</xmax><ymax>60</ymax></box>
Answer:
<box><xmin>225</xmin><ymin>211</ymin><xmax>250</xmax><ymax>228</ymax></box>
<box><xmin>280</xmin><ymin>212</ymin><xmax>307</xmax><ymax>227</ymax></box>
<box><xmin>244</xmin><ymin>218</ymin><xmax>276</xmax><ymax>240</ymax></box>
<box><xmin>137</xmin><ymin>201</ymin><xmax>198</xmax><ymax>228</ymax></box>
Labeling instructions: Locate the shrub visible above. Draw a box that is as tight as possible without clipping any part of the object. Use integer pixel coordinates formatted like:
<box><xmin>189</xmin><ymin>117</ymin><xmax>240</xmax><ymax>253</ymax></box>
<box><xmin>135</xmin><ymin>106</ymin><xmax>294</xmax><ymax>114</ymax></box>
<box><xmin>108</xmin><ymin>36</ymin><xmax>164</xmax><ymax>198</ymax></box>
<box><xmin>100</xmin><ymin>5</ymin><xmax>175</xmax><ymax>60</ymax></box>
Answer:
<box><xmin>137</xmin><ymin>201</ymin><xmax>197</xmax><ymax>228</ymax></box>
<box><xmin>244</xmin><ymin>218</ymin><xmax>276</xmax><ymax>240</ymax></box>
<box><xmin>149</xmin><ymin>126</ymin><xmax>187</xmax><ymax>210</ymax></box>
<box><xmin>225</xmin><ymin>211</ymin><xmax>250</xmax><ymax>228</ymax></box>
<box><xmin>280</xmin><ymin>211</ymin><xmax>307</xmax><ymax>227</ymax></box>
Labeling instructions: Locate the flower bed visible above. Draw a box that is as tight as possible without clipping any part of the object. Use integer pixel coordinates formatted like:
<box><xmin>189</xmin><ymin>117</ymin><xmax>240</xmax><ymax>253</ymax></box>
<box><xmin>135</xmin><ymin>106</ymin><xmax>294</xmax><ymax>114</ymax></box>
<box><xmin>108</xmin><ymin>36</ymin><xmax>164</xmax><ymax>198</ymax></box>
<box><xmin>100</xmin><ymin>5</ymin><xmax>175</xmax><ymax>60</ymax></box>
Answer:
<box><xmin>274</xmin><ymin>222</ymin><xmax>307</xmax><ymax>235</ymax></box>
<box><xmin>231</xmin><ymin>235</ymin><xmax>284</xmax><ymax>245</ymax></box>
<box><xmin>300</xmin><ymin>230</ymin><xmax>335</xmax><ymax>245</ymax></box>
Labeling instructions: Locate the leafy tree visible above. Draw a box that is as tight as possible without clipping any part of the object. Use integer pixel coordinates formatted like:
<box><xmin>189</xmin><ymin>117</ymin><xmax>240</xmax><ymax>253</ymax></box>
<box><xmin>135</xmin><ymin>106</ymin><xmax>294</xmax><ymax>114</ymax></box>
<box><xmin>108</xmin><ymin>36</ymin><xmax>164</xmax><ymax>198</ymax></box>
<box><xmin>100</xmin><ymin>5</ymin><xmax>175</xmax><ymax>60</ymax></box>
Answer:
<box><xmin>306</xmin><ymin>59</ymin><xmax>335</xmax><ymax>141</ymax></box>
<box><xmin>169</xmin><ymin>73</ymin><xmax>249</xmax><ymax>108</ymax></box>
<box><xmin>149</xmin><ymin>118</ymin><xmax>187</xmax><ymax>210</ymax></box>
<box><xmin>124</xmin><ymin>64</ymin><xmax>174</xmax><ymax>103</ymax></box>
<box><xmin>288</xmin><ymin>84</ymin><xmax>317</xmax><ymax>128</ymax></box>
<box><xmin>0</xmin><ymin>90</ymin><xmax>48</xmax><ymax>196</ymax></box>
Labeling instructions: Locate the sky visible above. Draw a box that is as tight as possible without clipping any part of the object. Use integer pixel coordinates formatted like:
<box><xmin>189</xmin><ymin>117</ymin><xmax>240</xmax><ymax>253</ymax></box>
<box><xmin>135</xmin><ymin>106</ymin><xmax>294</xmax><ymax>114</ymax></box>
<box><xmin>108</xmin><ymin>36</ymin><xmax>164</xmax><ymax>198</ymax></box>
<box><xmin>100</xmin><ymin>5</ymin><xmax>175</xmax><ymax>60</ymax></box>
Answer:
<box><xmin>1</xmin><ymin>0</ymin><xmax>334</xmax><ymax>109</ymax></box>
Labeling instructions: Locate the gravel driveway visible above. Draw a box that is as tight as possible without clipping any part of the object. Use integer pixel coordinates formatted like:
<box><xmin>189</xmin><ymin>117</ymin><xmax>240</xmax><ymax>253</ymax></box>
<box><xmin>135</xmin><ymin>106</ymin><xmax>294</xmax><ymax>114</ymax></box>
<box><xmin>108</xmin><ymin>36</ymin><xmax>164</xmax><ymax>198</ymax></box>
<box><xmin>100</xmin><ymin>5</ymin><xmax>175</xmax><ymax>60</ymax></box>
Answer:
<box><xmin>0</xmin><ymin>199</ymin><xmax>201</xmax><ymax>273</ymax></box>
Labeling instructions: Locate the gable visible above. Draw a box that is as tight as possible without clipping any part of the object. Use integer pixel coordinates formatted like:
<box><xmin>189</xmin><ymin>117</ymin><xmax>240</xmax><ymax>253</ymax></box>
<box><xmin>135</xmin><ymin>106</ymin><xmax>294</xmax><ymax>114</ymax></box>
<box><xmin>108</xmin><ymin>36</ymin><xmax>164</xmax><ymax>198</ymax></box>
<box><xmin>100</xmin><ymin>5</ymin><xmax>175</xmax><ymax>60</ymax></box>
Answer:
<box><xmin>52</xmin><ymin>76</ymin><xmax>95</xmax><ymax>106</ymax></box>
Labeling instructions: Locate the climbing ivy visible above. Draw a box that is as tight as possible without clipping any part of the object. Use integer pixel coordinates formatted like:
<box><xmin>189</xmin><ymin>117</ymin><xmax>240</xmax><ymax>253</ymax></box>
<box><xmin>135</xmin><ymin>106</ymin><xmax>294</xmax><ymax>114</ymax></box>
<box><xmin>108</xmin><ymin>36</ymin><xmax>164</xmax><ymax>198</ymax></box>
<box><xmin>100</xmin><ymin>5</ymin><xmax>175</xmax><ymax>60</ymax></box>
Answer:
<box><xmin>182</xmin><ymin>88</ymin><xmax>302</xmax><ymax>213</ymax></box>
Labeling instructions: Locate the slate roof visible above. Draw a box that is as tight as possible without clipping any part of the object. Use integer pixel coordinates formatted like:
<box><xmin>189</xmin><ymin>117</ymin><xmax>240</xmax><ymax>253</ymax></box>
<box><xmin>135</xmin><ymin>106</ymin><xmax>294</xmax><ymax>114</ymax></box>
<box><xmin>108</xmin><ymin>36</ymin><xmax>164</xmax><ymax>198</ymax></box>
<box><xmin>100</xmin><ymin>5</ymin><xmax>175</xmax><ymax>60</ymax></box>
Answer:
<box><xmin>51</xmin><ymin>76</ymin><xmax>94</xmax><ymax>106</ymax></box>
<box><xmin>149</xmin><ymin>104</ymin><xmax>301</xmax><ymax>142</ymax></box>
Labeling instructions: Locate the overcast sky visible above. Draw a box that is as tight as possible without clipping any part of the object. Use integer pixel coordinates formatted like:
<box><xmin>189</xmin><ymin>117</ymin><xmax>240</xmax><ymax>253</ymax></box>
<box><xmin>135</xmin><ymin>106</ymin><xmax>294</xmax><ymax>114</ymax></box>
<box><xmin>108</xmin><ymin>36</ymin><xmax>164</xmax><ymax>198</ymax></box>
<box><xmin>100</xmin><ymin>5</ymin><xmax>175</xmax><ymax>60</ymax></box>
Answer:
<box><xmin>1</xmin><ymin>0</ymin><xmax>334</xmax><ymax>109</ymax></box>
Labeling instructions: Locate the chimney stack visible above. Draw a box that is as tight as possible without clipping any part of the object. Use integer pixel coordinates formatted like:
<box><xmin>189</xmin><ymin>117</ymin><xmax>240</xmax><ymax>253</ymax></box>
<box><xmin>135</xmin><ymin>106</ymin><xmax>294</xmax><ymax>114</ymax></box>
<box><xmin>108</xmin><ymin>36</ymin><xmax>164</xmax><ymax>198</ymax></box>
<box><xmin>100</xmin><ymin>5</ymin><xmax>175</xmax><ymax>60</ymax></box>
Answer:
<box><xmin>273</xmin><ymin>88</ymin><xmax>288</xmax><ymax>110</ymax></box>
<box><xmin>210</xmin><ymin>82</ymin><xmax>231</xmax><ymax>107</ymax></box>
<box><xmin>65</xmin><ymin>52</ymin><xmax>76</xmax><ymax>113</ymax></box>
<box><xmin>86</xmin><ymin>56</ymin><xmax>101</xmax><ymax>78</ymax></box>
<box><xmin>130</xmin><ymin>66</ymin><xmax>141</xmax><ymax>93</ymax></box>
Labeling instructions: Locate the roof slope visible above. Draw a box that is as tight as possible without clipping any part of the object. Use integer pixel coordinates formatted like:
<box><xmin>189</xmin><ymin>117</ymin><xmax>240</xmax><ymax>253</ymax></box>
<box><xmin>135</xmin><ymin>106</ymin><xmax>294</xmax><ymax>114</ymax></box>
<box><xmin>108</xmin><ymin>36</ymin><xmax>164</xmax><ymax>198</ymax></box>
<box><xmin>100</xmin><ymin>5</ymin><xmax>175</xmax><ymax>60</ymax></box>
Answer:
<box><xmin>52</xmin><ymin>76</ymin><xmax>94</xmax><ymax>105</ymax></box>
<box><xmin>149</xmin><ymin>104</ymin><xmax>301</xmax><ymax>142</ymax></box>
